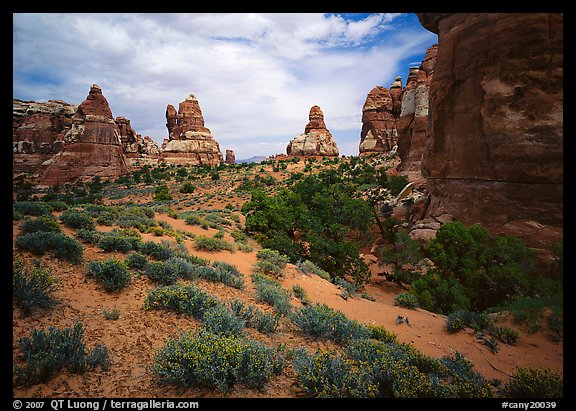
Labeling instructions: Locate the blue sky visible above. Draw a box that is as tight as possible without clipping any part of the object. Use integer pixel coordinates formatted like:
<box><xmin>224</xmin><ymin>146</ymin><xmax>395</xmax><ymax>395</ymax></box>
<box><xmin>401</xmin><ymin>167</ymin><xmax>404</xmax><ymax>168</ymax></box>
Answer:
<box><xmin>13</xmin><ymin>13</ymin><xmax>437</xmax><ymax>160</ymax></box>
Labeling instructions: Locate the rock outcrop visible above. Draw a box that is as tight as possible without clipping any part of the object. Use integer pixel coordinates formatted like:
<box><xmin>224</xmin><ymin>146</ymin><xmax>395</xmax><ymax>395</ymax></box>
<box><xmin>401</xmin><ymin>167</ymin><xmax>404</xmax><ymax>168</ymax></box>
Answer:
<box><xmin>13</xmin><ymin>99</ymin><xmax>77</xmax><ymax>174</ymax></box>
<box><xmin>287</xmin><ymin>105</ymin><xmax>339</xmax><ymax>157</ymax></box>
<box><xmin>116</xmin><ymin>116</ymin><xmax>161</xmax><ymax>162</ymax></box>
<box><xmin>42</xmin><ymin>84</ymin><xmax>131</xmax><ymax>184</ymax></box>
<box><xmin>359</xmin><ymin>80</ymin><xmax>403</xmax><ymax>155</ymax></box>
<box><xmin>160</xmin><ymin>94</ymin><xmax>223</xmax><ymax>166</ymax></box>
<box><xmin>413</xmin><ymin>13</ymin><xmax>563</xmax><ymax>249</ymax></box>
<box><xmin>225</xmin><ymin>149</ymin><xmax>236</xmax><ymax>164</ymax></box>
<box><xmin>397</xmin><ymin>44</ymin><xmax>437</xmax><ymax>174</ymax></box>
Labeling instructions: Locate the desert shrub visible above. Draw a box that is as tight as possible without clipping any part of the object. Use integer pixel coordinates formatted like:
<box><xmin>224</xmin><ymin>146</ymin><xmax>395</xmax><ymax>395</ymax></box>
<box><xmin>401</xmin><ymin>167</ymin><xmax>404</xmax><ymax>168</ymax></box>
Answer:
<box><xmin>59</xmin><ymin>208</ymin><xmax>95</xmax><ymax>230</ymax></box>
<box><xmin>15</xmin><ymin>231</ymin><xmax>83</xmax><ymax>263</ymax></box>
<box><xmin>252</xmin><ymin>272</ymin><xmax>292</xmax><ymax>315</ymax></box>
<box><xmin>228</xmin><ymin>299</ymin><xmax>280</xmax><ymax>334</ymax></box>
<box><xmin>13</xmin><ymin>255</ymin><xmax>59</xmax><ymax>317</ymax></box>
<box><xmin>387</xmin><ymin>174</ymin><xmax>410</xmax><ymax>197</ymax></box>
<box><xmin>364</xmin><ymin>324</ymin><xmax>398</xmax><ymax>343</ymax></box>
<box><xmin>194</xmin><ymin>236</ymin><xmax>234</xmax><ymax>252</ymax></box>
<box><xmin>253</xmin><ymin>248</ymin><xmax>290</xmax><ymax>277</ymax></box>
<box><xmin>144</xmin><ymin>261</ymin><xmax>180</xmax><ymax>285</ymax></box>
<box><xmin>394</xmin><ymin>293</ymin><xmax>420</xmax><ymax>309</ymax></box>
<box><xmin>87</xmin><ymin>258</ymin><xmax>131</xmax><ymax>292</ymax></box>
<box><xmin>14</xmin><ymin>322</ymin><xmax>110</xmax><ymax>387</ymax></box>
<box><xmin>490</xmin><ymin>325</ymin><xmax>519</xmax><ymax>345</ymax></box>
<box><xmin>13</xmin><ymin>201</ymin><xmax>52</xmax><ymax>216</ymax></box>
<box><xmin>292</xmin><ymin>284</ymin><xmax>310</xmax><ymax>304</ymax></box>
<box><xmin>199</xmin><ymin>261</ymin><xmax>245</xmax><ymax>289</ymax></box>
<box><xmin>345</xmin><ymin>338</ymin><xmax>494</xmax><ymax>398</ymax></box>
<box><xmin>503</xmin><ymin>367</ymin><xmax>562</xmax><ymax>398</ymax></box>
<box><xmin>138</xmin><ymin>240</ymin><xmax>174</xmax><ymax>260</ymax></box>
<box><xmin>290</xmin><ymin>348</ymin><xmax>379</xmax><ymax>398</ymax></box>
<box><xmin>153</xmin><ymin>185</ymin><xmax>172</xmax><ymax>201</ymax></box>
<box><xmin>290</xmin><ymin>303</ymin><xmax>369</xmax><ymax>344</ymax></box>
<box><xmin>124</xmin><ymin>252</ymin><xmax>148</xmax><ymax>270</ymax></box>
<box><xmin>143</xmin><ymin>284</ymin><xmax>219</xmax><ymax>319</ymax></box>
<box><xmin>202</xmin><ymin>305</ymin><xmax>245</xmax><ymax>337</ymax></box>
<box><xmin>333</xmin><ymin>276</ymin><xmax>358</xmax><ymax>296</ymax></box>
<box><xmin>46</xmin><ymin>200</ymin><xmax>69</xmax><ymax>212</ymax></box>
<box><xmin>296</xmin><ymin>259</ymin><xmax>331</xmax><ymax>281</ymax></box>
<box><xmin>20</xmin><ymin>215</ymin><xmax>61</xmax><ymax>234</ymax></box>
<box><xmin>102</xmin><ymin>307</ymin><xmax>120</xmax><ymax>320</ymax></box>
<box><xmin>97</xmin><ymin>229</ymin><xmax>141</xmax><ymax>253</ymax></box>
<box><xmin>179</xmin><ymin>182</ymin><xmax>196</xmax><ymax>193</ymax></box>
<box><xmin>75</xmin><ymin>228</ymin><xmax>104</xmax><ymax>244</ymax></box>
<box><xmin>151</xmin><ymin>329</ymin><xmax>284</xmax><ymax>392</ymax></box>
<box><xmin>446</xmin><ymin>310</ymin><xmax>494</xmax><ymax>333</ymax></box>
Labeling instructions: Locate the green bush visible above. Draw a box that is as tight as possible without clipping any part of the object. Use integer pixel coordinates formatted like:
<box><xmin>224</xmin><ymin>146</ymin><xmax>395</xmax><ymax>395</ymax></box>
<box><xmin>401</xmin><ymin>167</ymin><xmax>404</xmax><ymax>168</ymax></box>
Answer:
<box><xmin>503</xmin><ymin>367</ymin><xmax>562</xmax><ymax>398</ymax></box>
<box><xmin>445</xmin><ymin>310</ymin><xmax>494</xmax><ymax>333</ymax></box>
<box><xmin>143</xmin><ymin>284</ymin><xmax>219</xmax><ymax>319</ymax></box>
<box><xmin>179</xmin><ymin>182</ymin><xmax>196</xmax><ymax>193</ymax></box>
<box><xmin>59</xmin><ymin>208</ymin><xmax>95</xmax><ymax>230</ymax></box>
<box><xmin>13</xmin><ymin>255</ymin><xmax>59</xmax><ymax>317</ymax></box>
<box><xmin>151</xmin><ymin>330</ymin><xmax>284</xmax><ymax>392</ymax></box>
<box><xmin>193</xmin><ymin>261</ymin><xmax>246</xmax><ymax>289</ymax></box>
<box><xmin>15</xmin><ymin>231</ymin><xmax>83</xmax><ymax>263</ymax></box>
<box><xmin>228</xmin><ymin>299</ymin><xmax>280</xmax><ymax>334</ymax></box>
<box><xmin>13</xmin><ymin>201</ymin><xmax>52</xmax><ymax>216</ymax></box>
<box><xmin>202</xmin><ymin>305</ymin><xmax>245</xmax><ymax>337</ymax></box>
<box><xmin>414</xmin><ymin>221</ymin><xmax>539</xmax><ymax>314</ymax></box>
<box><xmin>291</xmin><ymin>348</ymin><xmax>379</xmax><ymax>398</ymax></box>
<box><xmin>138</xmin><ymin>240</ymin><xmax>174</xmax><ymax>260</ymax></box>
<box><xmin>194</xmin><ymin>236</ymin><xmax>234</xmax><ymax>252</ymax></box>
<box><xmin>290</xmin><ymin>303</ymin><xmax>369</xmax><ymax>344</ymax></box>
<box><xmin>296</xmin><ymin>259</ymin><xmax>331</xmax><ymax>281</ymax></box>
<box><xmin>14</xmin><ymin>323</ymin><xmax>110</xmax><ymax>387</ymax></box>
<box><xmin>97</xmin><ymin>229</ymin><xmax>141</xmax><ymax>253</ymax></box>
<box><xmin>20</xmin><ymin>215</ymin><xmax>61</xmax><ymax>234</ymax></box>
<box><xmin>153</xmin><ymin>185</ymin><xmax>172</xmax><ymax>201</ymax></box>
<box><xmin>254</xmin><ymin>248</ymin><xmax>290</xmax><ymax>277</ymax></box>
<box><xmin>87</xmin><ymin>258</ymin><xmax>131</xmax><ymax>292</ymax></box>
<box><xmin>394</xmin><ymin>293</ymin><xmax>420</xmax><ymax>309</ymax></box>
<box><xmin>144</xmin><ymin>261</ymin><xmax>180</xmax><ymax>285</ymax></box>
<box><xmin>252</xmin><ymin>273</ymin><xmax>292</xmax><ymax>315</ymax></box>
<box><xmin>124</xmin><ymin>252</ymin><xmax>148</xmax><ymax>270</ymax></box>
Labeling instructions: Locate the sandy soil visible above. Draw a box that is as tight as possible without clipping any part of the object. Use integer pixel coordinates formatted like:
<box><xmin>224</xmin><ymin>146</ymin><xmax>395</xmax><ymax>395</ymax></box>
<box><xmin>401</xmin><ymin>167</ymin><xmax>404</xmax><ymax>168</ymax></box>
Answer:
<box><xmin>12</xmin><ymin>161</ymin><xmax>563</xmax><ymax>398</ymax></box>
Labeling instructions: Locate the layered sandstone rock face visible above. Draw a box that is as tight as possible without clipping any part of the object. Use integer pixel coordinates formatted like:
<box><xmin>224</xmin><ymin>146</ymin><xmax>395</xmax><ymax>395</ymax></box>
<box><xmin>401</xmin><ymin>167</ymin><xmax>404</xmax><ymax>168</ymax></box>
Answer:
<box><xmin>225</xmin><ymin>149</ymin><xmax>236</xmax><ymax>164</ymax></box>
<box><xmin>287</xmin><ymin>105</ymin><xmax>339</xmax><ymax>157</ymax></box>
<box><xmin>397</xmin><ymin>44</ymin><xmax>437</xmax><ymax>173</ymax></box>
<box><xmin>42</xmin><ymin>84</ymin><xmax>131</xmax><ymax>184</ymax></box>
<box><xmin>13</xmin><ymin>99</ymin><xmax>77</xmax><ymax>174</ymax></box>
<box><xmin>160</xmin><ymin>94</ymin><xmax>223</xmax><ymax>166</ymax></box>
<box><xmin>359</xmin><ymin>80</ymin><xmax>403</xmax><ymax>155</ymax></box>
<box><xmin>414</xmin><ymin>13</ymin><xmax>563</xmax><ymax>247</ymax></box>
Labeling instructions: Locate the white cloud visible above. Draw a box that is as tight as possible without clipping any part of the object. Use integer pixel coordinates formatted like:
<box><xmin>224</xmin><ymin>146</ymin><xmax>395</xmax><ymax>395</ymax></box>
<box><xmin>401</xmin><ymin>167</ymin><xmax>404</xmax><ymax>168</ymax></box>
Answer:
<box><xmin>13</xmin><ymin>12</ymin><xmax>437</xmax><ymax>158</ymax></box>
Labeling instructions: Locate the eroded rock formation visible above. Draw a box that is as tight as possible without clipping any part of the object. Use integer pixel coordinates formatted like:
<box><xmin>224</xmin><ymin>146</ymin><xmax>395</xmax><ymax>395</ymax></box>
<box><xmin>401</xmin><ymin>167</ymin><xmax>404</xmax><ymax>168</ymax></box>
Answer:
<box><xmin>42</xmin><ymin>84</ymin><xmax>131</xmax><ymax>184</ymax></box>
<box><xmin>287</xmin><ymin>105</ymin><xmax>339</xmax><ymax>157</ymax></box>
<box><xmin>116</xmin><ymin>116</ymin><xmax>161</xmax><ymax>162</ymax></box>
<box><xmin>13</xmin><ymin>99</ymin><xmax>77</xmax><ymax>174</ymax></box>
<box><xmin>160</xmin><ymin>94</ymin><xmax>223</xmax><ymax>165</ymax></box>
<box><xmin>225</xmin><ymin>149</ymin><xmax>236</xmax><ymax>164</ymax></box>
<box><xmin>397</xmin><ymin>44</ymin><xmax>438</xmax><ymax>174</ymax></box>
<box><xmin>359</xmin><ymin>80</ymin><xmax>403</xmax><ymax>155</ymax></box>
<box><xmin>413</xmin><ymin>13</ymin><xmax>563</xmax><ymax>249</ymax></box>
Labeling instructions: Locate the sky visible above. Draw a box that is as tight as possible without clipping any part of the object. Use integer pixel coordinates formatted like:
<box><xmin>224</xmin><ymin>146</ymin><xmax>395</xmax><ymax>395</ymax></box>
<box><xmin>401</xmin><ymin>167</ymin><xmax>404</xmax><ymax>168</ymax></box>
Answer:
<box><xmin>13</xmin><ymin>13</ymin><xmax>437</xmax><ymax>160</ymax></box>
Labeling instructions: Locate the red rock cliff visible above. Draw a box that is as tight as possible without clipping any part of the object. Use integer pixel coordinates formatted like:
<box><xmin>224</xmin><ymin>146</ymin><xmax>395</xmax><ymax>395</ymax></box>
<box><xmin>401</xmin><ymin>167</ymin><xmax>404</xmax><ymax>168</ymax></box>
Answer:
<box><xmin>415</xmin><ymin>13</ymin><xmax>563</xmax><ymax>248</ymax></box>
<box><xmin>42</xmin><ymin>84</ymin><xmax>131</xmax><ymax>184</ymax></box>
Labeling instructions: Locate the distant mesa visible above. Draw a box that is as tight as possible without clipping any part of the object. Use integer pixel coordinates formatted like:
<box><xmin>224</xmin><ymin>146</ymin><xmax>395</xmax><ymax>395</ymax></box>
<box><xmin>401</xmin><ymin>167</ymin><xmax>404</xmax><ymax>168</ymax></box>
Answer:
<box><xmin>286</xmin><ymin>105</ymin><xmax>339</xmax><ymax>157</ymax></box>
<box><xmin>41</xmin><ymin>84</ymin><xmax>131</xmax><ymax>185</ymax></box>
<box><xmin>160</xmin><ymin>94</ymin><xmax>223</xmax><ymax>166</ymax></box>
